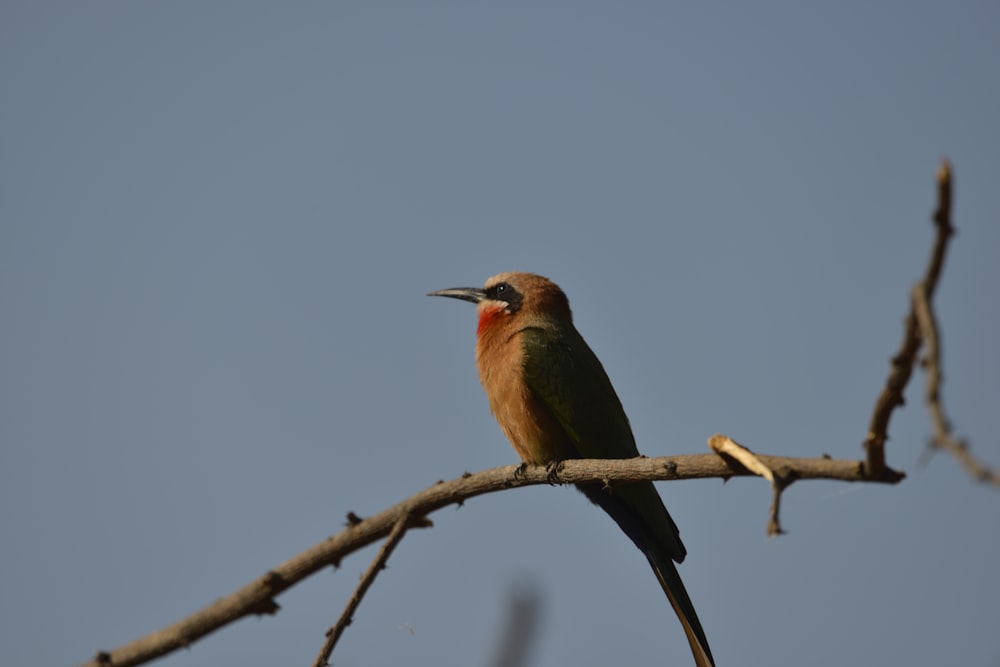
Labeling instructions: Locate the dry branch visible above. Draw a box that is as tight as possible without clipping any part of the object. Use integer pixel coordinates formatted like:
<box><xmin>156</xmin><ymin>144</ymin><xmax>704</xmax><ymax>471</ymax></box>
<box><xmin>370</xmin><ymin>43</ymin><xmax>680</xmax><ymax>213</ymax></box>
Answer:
<box><xmin>863</xmin><ymin>161</ymin><xmax>955</xmax><ymax>476</ymax></box>
<box><xmin>862</xmin><ymin>161</ymin><xmax>996</xmax><ymax>487</ymax></box>
<box><xmin>78</xmin><ymin>447</ymin><xmax>901</xmax><ymax>667</ymax></box>
<box><xmin>708</xmin><ymin>435</ymin><xmax>794</xmax><ymax>535</ymax></box>
<box><xmin>76</xmin><ymin>161</ymin><xmax>992</xmax><ymax>667</ymax></box>
<box><xmin>312</xmin><ymin>514</ymin><xmax>412</xmax><ymax>667</ymax></box>
<box><xmin>913</xmin><ymin>280</ymin><xmax>1000</xmax><ymax>488</ymax></box>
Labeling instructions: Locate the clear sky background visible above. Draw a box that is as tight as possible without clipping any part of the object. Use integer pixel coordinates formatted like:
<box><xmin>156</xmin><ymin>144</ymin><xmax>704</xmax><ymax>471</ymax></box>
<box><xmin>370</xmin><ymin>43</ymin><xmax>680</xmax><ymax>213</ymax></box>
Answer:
<box><xmin>2</xmin><ymin>3</ymin><xmax>998</xmax><ymax>667</ymax></box>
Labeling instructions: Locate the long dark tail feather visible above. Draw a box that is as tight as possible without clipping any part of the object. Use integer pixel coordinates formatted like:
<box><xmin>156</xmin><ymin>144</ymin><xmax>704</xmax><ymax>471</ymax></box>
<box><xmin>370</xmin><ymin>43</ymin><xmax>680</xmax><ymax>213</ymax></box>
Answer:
<box><xmin>579</xmin><ymin>484</ymin><xmax>715</xmax><ymax>666</ymax></box>
<box><xmin>649</xmin><ymin>551</ymin><xmax>715</xmax><ymax>667</ymax></box>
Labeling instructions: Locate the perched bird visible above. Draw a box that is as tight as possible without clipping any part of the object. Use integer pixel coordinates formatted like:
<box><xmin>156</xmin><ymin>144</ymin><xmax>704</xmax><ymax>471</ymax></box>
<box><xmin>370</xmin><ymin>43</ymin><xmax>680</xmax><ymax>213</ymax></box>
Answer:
<box><xmin>429</xmin><ymin>271</ymin><xmax>715</xmax><ymax>667</ymax></box>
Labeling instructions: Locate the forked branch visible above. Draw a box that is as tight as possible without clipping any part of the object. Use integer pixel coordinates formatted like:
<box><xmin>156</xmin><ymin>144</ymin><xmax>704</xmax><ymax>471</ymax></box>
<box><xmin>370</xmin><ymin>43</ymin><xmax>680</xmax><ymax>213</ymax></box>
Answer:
<box><xmin>78</xmin><ymin>448</ymin><xmax>900</xmax><ymax>667</ymax></box>
<box><xmin>863</xmin><ymin>161</ymin><xmax>996</xmax><ymax>487</ymax></box>
<box><xmin>78</xmin><ymin>162</ymin><xmax>995</xmax><ymax>667</ymax></box>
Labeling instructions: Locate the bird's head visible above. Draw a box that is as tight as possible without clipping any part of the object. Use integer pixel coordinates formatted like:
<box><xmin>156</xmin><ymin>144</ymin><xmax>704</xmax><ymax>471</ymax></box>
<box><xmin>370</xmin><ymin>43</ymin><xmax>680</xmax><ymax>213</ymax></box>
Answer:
<box><xmin>428</xmin><ymin>271</ymin><xmax>572</xmax><ymax>336</ymax></box>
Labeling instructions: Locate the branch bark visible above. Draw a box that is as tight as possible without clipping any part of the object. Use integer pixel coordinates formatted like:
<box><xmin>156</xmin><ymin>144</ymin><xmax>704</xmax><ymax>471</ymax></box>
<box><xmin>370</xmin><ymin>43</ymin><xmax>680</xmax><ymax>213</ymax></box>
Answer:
<box><xmin>78</xmin><ymin>446</ymin><xmax>902</xmax><ymax>667</ymax></box>
<box><xmin>312</xmin><ymin>513</ymin><xmax>412</xmax><ymax>667</ymax></box>
<box><xmin>863</xmin><ymin>160</ymin><xmax>954</xmax><ymax>476</ymax></box>
<box><xmin>913</xmin><ymin>274</ymin><xmax>1000</xmax><ymax>488</ymax></box>
<box><xmin>76</xmin><ymin>161</ymin><xmax>990</xmax><ymax>667</ymax></box>
<box><xmin>709</xmin><ymin>435</ymin><xmax>793</xmax><ymax>535</ymax></box>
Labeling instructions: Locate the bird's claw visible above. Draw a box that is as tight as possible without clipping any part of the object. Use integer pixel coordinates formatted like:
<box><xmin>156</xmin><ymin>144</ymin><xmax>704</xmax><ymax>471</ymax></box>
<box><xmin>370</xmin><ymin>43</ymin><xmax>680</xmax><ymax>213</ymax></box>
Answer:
<box><xmin>513</xmin><ymin>462</ymin><xmax>529</xmax><ymax>480</ymax></box>
<box><xmin>545</xmin><ymin>460</ymin><xmax>564</xmax><ymax>485</ymax></box>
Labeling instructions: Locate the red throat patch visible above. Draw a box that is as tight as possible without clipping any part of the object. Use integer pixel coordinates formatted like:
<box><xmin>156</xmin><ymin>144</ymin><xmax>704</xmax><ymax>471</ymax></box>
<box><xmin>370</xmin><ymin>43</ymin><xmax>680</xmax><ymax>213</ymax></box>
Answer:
<box><xmin>476</xmin><ymin>302</ymin><xmax>506</xmax><ymax>336</ymax></box>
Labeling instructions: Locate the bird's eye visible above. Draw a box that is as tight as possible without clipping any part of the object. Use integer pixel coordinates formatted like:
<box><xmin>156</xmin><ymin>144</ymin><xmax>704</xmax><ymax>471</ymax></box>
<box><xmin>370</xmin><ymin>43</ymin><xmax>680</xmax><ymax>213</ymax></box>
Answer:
<box><xmin>486</xmin><ymin>281</ymin><xmax>522</xmax><ymax>311</ymax></box>
<box><xmin>488</xmin><ymin>282</ymin><xmax>513</xmax><ymax>300</ymax></box>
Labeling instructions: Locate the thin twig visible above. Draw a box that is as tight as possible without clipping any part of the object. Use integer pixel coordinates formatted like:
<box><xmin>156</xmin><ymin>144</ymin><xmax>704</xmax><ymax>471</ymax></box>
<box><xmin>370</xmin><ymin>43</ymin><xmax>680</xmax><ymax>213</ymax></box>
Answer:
<box><xmin>709</xmin><ymin>435</ymin><xmax>794</xmax><ymax>535</ymax></box>
<box><xmin>908</xmin><ymin>164</ymin><xmax>999</xmax><ymax>488</ymax></box>
<box><xmin>864</xmin><ymin>160</ymin><xmax>956</xmax><ymax>477</ymax></box>
<box><xmin>78</xmin><ymin>448</ymin><xmax>903</xmax><ymax>667</ymax></box>
<box><xmin>312</xmin><ymin>514</ymin><xmax>412</xmax><ymax>667</ymax></box>
<box><xmin>766</xmin><ymin>481</ymin><xmax>785</xmax><ymax>537</ymax></box>
<box><xmin>913</xmin><ymin>284</ymin><xmax>1000</xmax><ymax>488</ymax></box>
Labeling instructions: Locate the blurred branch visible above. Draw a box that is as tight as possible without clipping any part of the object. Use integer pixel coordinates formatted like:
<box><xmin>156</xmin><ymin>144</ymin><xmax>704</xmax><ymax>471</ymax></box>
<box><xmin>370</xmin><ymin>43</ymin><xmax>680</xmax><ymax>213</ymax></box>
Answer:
<box><xmin>486</xmin><ymin>583</ymin><xmax>544</xmax><ymax>667</ymax></box>
<box><xmin>78</xmin><ymin>446</ymin><xmax>902</xmax><ymax>667</ymax></box>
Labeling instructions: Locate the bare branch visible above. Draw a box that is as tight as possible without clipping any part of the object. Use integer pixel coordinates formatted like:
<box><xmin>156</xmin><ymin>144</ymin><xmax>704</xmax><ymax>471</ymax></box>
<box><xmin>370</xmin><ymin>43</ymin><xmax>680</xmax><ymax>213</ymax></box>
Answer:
<box><xmin>76</xmin><ymin>161</ymin><xmax>988</xmax><ymax>667</ymax></box>
<box><xmin>312</xmin><ymin>514</ymin><xmax>412</xmax><ymax>667</ymax></box>
<box><xmin>864</xmin><ymin>160</ymin><xmax>956</xmax><ymax>476</ymax></box>
<box><xmin>78</xmin><ymin>446</ymin><xmax>902</xmax><ymax>667</ymax></box>
<box><xmin>708</xmin><ymin>434</ymin><xmax>775</xmax><ymax>482</ymax></box>
<box><xmin>913</xmin><ymin>282</ymin><xmax>1000</xmax><ymax>488</ymax></box>
<box><xmin>857</xmin><ymin>161</ymin><xmax>995</xmax><ymax>487</ymax></box>
<box><xmin>709</xmin><ymin>435</ymin><xmax>795</xmax><ymax>535</ymax></box>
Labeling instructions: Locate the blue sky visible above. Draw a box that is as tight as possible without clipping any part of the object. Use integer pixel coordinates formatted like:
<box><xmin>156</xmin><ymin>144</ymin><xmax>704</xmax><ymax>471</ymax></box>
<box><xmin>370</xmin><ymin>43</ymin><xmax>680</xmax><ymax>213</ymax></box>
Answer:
<box><xmin>2</xmin><ymin>3</ymin><xmax>998</xmax><ymax>666</ymax></box>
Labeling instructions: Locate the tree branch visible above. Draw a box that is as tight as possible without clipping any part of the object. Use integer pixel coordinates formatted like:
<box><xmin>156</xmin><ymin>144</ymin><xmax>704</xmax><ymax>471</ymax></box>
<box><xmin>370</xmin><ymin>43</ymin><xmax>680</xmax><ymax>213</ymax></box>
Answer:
<box><xmin>864</xmin><ymin>160</ymin><xmax>956</xmax><ymax>476</ymax></box>
<box><xmin>913</xmin><ymin>278</ymin><xmax>1000</xmax><ymax>488</ymax></box>
<box><xmin>77</xmin><ymin>161</ymin><xmax>990</xmax><ymax>667</ymax></box>
<box><xmin>312</xmin><ymin>513</ymin><xmax>412</xmax><ymax>667</ymax></box>
<box><xmin>709</xmin><ymin>435</ymin><xmax>795</xmax><ymax>535</ymax></box>
<box><xmin>78</xmin><ymin>446</ymin><xmax>902</xmax><ymax>667</ymax></box>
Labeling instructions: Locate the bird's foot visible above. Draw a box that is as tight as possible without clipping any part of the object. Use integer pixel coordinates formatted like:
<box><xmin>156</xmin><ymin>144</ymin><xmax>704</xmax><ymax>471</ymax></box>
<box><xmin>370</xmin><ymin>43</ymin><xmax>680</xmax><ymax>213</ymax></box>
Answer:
<box><xmin>513</xmin><ymin>462</ymin><xmax>529</xmax><ymax>480</ymax></box>
<box><xmin>545</xmin><ymin>460</ymin><xmax>565</xmax><ymax>485</ymax></box>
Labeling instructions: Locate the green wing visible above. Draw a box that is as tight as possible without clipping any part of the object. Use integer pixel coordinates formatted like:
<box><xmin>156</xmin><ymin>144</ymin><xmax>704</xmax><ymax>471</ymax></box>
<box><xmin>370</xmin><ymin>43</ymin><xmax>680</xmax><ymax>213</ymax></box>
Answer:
<box><xmin>520</xmin><ymin>325</ymin><xmax>638</xmax><ymax>459</ymax></box>
<box><xmin>520</xmin><ymin>324</ymin><xmax>715</xmax><ymax>665</ymax></box>
<box><xmin>520</xmin><ymin>324</ymin><xmax>685</xmax><ymax>562</ymax></box>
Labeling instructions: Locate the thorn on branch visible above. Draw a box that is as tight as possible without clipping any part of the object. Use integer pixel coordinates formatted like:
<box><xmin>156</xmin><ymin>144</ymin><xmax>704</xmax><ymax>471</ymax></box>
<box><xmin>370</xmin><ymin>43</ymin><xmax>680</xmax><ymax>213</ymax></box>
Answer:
<box><xmin>249</xmin><ymin>599</ymin><xmax>280</xmax><ymax>616</ymax></box>
<box><xmin>263</xmin><ymin>571</ymin><xmax>285</xmax><ymax>589</ymax></box>
<box><xmin>345</xmin><ymin>512</ymin><xmax>363</xmax><ymax>527</ymax></box>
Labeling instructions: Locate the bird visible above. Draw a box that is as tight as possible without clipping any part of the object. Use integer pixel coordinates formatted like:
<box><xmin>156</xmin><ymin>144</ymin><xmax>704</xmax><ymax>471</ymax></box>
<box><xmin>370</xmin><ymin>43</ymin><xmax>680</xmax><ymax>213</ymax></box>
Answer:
<box><xmin>428</xmin><ymin>271</ymin><xmax>715</xmax><ymax>667</ymax></box>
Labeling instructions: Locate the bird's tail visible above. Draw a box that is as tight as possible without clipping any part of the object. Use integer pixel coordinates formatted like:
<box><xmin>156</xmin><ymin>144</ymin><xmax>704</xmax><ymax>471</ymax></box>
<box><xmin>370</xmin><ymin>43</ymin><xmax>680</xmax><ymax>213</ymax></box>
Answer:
<box><xmin>649</xmin><ymin>552</ymin><xmax>715</xmax><ymax>667</ymax></box>
<box><xmin>579</xmin><ymin>484</ymin><xmax>715</xmax><ymax>665</ymax></box>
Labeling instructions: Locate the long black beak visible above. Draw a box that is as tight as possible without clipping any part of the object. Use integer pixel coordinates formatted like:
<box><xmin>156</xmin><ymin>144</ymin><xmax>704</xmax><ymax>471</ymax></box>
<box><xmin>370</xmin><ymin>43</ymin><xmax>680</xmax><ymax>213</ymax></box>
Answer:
<box><xmin>427</xmin><ymin>287</ymin><xmax>487</xmax><ymax>304</ymax></box>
